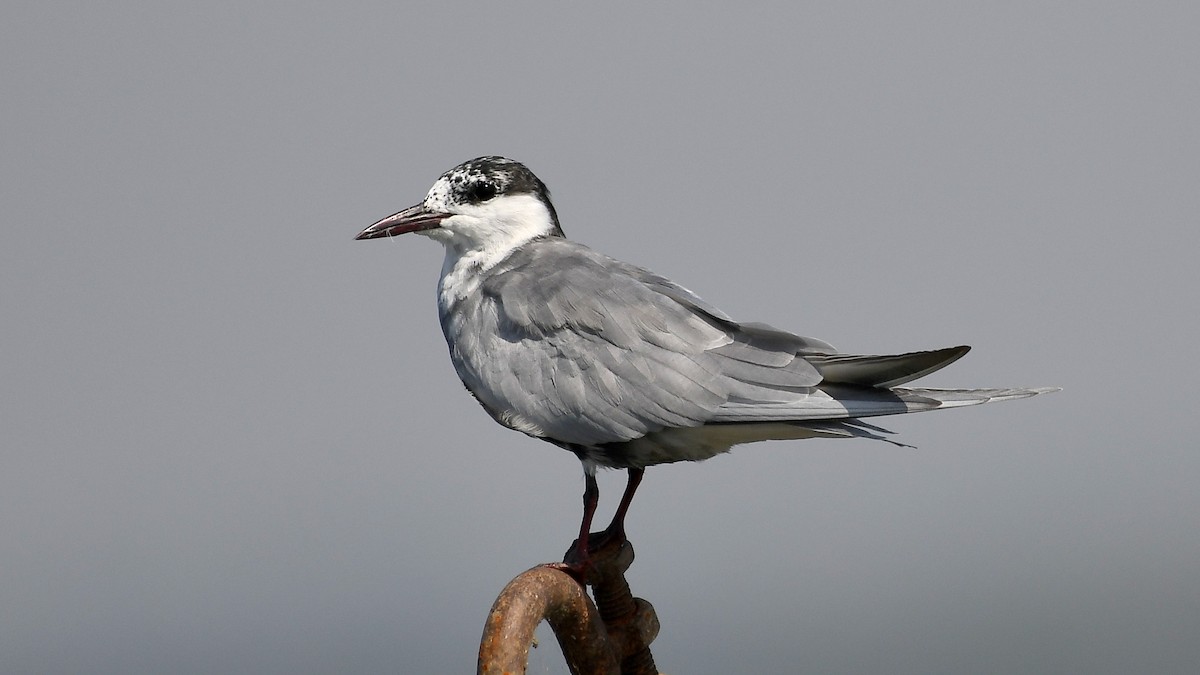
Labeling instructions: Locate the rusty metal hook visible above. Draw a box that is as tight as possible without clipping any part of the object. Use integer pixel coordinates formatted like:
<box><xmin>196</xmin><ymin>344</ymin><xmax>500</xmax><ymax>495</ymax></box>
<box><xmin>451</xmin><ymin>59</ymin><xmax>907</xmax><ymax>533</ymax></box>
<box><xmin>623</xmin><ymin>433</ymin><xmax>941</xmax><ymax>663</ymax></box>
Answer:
<box><xmin>477</xmin><ymin>540</ymin><xmax>660</xmax><ymax>675</ymax></box>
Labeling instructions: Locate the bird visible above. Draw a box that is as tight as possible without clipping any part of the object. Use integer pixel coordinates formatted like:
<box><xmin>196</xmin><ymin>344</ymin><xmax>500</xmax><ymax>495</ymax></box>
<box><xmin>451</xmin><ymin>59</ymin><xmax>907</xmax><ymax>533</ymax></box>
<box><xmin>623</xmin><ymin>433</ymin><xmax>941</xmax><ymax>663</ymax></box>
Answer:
<box><xmin>356</xmin><ymin>156</ymin><xmax>1057</xmax><ymax>574</ymax></box>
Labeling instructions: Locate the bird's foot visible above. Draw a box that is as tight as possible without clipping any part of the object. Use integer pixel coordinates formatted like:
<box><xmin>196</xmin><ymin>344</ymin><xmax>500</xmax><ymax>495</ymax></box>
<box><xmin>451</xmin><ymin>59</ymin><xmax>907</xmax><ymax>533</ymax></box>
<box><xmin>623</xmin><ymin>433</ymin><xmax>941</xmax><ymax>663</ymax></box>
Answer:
<box><xmin>559</xmin><ymin>526</ymin><xmax>629</xmax><ymax>585</ymax></box>
<box><xmin>537</xmin><ymin>560</ymin><xmax>589</xmax><ymax>585</ymax></box>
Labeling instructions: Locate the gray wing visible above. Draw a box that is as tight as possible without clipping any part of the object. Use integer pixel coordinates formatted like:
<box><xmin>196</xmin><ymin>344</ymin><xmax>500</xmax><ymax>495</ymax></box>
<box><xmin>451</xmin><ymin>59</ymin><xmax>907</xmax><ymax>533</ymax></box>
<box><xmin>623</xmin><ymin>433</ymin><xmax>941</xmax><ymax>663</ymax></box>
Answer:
<box><xmin>455</xmin><ymin>239</ymin><xmax>831</xmax><ymax>447</ymax></box>
<box><xmin>447</xmin><ymin>238</ymin><xmax>1053</xmax><ymax>462</ymax></box>
<box><xmin>626</xmin><ymin>265</ymin><xmax>839</xmax><ymax>356</ymax></box>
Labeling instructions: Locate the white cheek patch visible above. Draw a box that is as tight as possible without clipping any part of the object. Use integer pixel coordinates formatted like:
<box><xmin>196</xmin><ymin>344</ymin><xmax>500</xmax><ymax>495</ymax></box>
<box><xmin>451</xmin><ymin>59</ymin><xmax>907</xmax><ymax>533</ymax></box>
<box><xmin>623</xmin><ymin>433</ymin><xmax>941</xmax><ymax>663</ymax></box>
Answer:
<box><xmin>434</xmin><ymin>194</ymin><xmax>558</xmax><ymax>307</ymax></box>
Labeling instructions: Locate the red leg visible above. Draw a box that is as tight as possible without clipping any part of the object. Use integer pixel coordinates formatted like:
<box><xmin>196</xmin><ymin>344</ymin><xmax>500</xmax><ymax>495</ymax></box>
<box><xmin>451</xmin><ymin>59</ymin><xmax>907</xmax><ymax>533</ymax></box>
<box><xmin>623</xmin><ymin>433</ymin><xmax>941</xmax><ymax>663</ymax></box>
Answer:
<box><xmin>562</xmin><ymin>468</ymin><xmax>644</xmax><ymax>577</ymax></box>
<box><xmin>603</xmin><ymin>467</ymin><xmax>644</xmax><ymax>541</ymax></box>
<box><xmin>560</xmin><ymin>471</ymin><xmax>600</xmax><ymax>572</ymax></box>
<box><xmin>576</xmin><ymin>471</ymin><xmax>600</xmax><ymax>558</ymax></box>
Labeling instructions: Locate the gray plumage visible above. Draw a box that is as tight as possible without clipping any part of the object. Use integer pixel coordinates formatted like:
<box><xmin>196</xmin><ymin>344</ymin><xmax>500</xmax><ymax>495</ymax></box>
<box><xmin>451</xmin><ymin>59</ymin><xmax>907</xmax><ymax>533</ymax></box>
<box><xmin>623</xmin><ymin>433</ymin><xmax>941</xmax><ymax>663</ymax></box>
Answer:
<box><xmin>443</xmin><ymin>236</ymin><xmax>1052</xmax><ymax>469</ymax></box>
<box><xmin>357</xmin><ymin>156</ymin><xmax>1056</xmax><ymax>477</ymax></box>
<box><xmin>358</xmin><ymin>157</ymin><xmax>1060</xmax><ymax>570</ymax></box>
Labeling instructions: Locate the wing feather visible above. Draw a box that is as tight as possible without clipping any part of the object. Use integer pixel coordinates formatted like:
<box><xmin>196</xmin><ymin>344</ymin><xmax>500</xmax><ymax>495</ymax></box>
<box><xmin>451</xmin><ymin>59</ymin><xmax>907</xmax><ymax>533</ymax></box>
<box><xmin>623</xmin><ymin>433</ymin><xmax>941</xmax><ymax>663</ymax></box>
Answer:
<box><xmin>438</xmin><ymin>237</ymin><xmax>1055</xmax><ymax>463</ymax></box>
<box><xmin>807</xmin><ymin>347</ymin><xmax>971</xmax><ymax>387</ymax></box>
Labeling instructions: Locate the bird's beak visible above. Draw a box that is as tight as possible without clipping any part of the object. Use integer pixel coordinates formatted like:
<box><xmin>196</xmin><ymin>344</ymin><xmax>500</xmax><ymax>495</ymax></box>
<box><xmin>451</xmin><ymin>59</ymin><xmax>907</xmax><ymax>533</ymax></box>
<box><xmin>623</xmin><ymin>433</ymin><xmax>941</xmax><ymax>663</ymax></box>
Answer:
<box><xmin>355</xmin><ymin>203</ymin><xmax>446</xmax><ymax>240</ymax></box>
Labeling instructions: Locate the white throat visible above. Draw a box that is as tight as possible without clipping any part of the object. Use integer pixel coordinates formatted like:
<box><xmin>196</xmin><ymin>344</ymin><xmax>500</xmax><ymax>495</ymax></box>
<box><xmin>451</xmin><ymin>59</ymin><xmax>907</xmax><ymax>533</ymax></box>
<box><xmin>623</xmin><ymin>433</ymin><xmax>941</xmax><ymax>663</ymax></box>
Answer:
<box><xmin>424</xmin><ymin>193</ymin><xmax>557</xmax><ymax>309</ymax></box>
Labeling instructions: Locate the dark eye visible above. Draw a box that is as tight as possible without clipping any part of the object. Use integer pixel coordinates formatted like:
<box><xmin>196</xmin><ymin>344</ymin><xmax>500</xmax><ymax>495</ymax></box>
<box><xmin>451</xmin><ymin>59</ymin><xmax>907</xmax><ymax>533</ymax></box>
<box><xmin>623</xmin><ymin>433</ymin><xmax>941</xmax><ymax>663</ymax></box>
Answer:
<box><xmin>466</xmin><ymin>180</ymin><xmax>497</xmax><ymax>203</ymax></box>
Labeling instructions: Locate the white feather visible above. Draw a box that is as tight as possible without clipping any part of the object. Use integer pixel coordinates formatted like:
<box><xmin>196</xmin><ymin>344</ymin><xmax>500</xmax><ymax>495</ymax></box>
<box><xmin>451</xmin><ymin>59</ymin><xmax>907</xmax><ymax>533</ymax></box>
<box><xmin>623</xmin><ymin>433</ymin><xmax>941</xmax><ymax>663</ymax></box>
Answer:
<box><xmin>420</xmin><ymin>192</ymin><xmax>558</xmax><ymax>308</ymax></box>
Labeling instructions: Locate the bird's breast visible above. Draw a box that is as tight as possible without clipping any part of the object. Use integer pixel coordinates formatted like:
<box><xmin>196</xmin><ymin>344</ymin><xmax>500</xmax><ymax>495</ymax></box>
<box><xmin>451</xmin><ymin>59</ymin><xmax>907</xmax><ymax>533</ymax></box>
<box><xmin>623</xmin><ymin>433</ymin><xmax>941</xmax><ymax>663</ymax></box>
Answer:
<box><xmin>437</xmin><ymin>248</ymin><xmax>487</xmax><ymax>311</ymax></box>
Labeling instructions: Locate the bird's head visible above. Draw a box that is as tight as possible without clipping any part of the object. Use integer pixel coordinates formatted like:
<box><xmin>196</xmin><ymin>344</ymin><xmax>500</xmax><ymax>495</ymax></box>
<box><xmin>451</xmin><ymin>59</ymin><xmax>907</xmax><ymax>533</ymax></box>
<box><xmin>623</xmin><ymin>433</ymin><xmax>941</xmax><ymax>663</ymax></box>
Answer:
<box><xmin>356</xmin><ymin>156</ymin><xmax>563</xmax><ymax>255</ymax></box>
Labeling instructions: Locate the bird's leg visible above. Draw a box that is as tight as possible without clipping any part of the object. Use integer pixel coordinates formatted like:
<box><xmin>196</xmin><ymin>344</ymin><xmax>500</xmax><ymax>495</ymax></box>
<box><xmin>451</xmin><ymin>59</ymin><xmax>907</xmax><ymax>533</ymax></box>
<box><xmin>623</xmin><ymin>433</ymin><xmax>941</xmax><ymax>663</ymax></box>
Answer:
<box><xmin>600</xmin><ymin>467</ymin><xmax>644</xmax><ymax>543</ymax></box>
<box><xmin>575</xmin><ymin>471</ymin><xmax>600</xmax><ymax>559</ymax></box>
<box><xmin>557</xmin><ymin>471</ymin><xmax>601</xmax><ymax>577</ymax></box>
<box><xmin>579</xmin><ymin>468</ymin><xmax>645</xmax><ymax>556</ymax></box>
<box><xmin>561</xmin><ymin>468</ymin><xmax>644</xmax><ymax>579</ymax></box>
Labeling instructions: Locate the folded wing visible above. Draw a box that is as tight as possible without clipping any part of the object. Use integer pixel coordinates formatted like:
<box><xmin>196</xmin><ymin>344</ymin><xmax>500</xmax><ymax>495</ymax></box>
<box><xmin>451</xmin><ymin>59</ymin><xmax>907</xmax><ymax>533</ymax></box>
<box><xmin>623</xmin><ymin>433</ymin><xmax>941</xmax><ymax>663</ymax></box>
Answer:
<box><xmin>456</xmin><ymin>238</ymin><xmax>1055</xmax><ymax>465</ymax></box>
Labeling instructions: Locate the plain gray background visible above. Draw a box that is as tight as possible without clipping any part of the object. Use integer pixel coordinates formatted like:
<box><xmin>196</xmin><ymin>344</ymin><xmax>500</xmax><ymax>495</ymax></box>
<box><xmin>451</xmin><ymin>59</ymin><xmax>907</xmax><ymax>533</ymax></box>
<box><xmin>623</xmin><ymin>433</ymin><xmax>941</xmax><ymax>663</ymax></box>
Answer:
<box><xmin>3</xmin><ymin>3</ymin><xmax>1197</xmax><ymax>673</ymax></box>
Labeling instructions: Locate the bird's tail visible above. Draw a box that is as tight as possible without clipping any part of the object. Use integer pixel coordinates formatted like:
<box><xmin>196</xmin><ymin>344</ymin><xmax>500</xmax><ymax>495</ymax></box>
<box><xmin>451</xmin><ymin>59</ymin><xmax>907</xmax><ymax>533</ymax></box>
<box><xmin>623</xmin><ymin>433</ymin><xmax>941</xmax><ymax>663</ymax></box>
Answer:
<box><xmin>817</xmin><ymin>384</ymin><xmax>1061</xmax><ymax>419</ymax></box>
<box><xmin>794</xmin><ymin>385</ymin><xmax>1060</xmax><ymax>447</ymax></box>
<box><xmin>892</xmin><ymin>386</ymin><xmax>1061</xmax><ymax>407</ymax></box>
<box><xmin>617</xmin><ymin>386</ymin><xmax>1060</xmax><ymax>466</ymax></box>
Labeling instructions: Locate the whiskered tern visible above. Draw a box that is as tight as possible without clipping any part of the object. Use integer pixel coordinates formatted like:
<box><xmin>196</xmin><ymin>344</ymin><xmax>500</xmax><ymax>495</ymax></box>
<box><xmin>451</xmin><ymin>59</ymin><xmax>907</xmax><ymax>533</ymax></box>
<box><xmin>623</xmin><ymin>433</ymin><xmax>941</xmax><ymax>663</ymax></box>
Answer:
<box><xmin>356</xmin><ymin>156</ymin><xmax>1056</xmax><ymax>573</ymax></box>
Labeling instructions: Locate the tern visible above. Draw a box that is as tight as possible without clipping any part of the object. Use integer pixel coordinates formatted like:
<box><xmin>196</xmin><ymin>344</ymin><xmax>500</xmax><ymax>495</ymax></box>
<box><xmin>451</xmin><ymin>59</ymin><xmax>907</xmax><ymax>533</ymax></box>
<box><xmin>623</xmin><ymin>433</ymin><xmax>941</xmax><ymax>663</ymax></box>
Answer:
<box><xmin>356</xmin><ymin>156</ymin><xmax>1056</xmax><ymax>573</ymax></box>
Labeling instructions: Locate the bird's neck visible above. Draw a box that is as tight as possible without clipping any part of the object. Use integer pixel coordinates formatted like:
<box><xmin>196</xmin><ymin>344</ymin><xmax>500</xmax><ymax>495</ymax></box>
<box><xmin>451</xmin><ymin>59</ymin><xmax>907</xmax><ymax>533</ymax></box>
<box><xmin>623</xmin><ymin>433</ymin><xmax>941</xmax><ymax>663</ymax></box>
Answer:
<box><xmin>434</xmin><ymin>203</ymin><xmax>559</xmax><ymax>310</ymax></box>
<box><xmin>437</xmin><ymin>245</ymin><xmax>492</xmax><ymax>311</ymax></box>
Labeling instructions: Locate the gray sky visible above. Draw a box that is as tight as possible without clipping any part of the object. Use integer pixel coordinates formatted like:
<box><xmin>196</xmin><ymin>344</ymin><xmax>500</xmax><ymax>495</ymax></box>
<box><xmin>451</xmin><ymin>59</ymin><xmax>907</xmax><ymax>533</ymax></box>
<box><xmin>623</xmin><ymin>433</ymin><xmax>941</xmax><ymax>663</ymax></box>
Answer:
<box><xmin>3</xmin><ymin>3</ymin><xmax>1198</xmax><ymax>673</ymax></box>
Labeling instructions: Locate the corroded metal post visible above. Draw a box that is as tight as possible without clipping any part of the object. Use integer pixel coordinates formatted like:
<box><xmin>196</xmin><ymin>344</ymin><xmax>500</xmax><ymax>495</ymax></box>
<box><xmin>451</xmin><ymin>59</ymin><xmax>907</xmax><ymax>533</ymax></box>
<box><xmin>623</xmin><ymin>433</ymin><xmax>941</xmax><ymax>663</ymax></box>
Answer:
<box><xmin>478</xmin><ymin>565</ymin><xmax>618</xmax><ymax>675</ymax></box>
<box><xmin>581</xmin><ymin>540</ymin><xmax>659</xmax><ymax>675</ymax></box>
<box><xmin>477</xmin><ymin>540</ymin><xmax>660</xmax><ymax>675</ymax></box>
